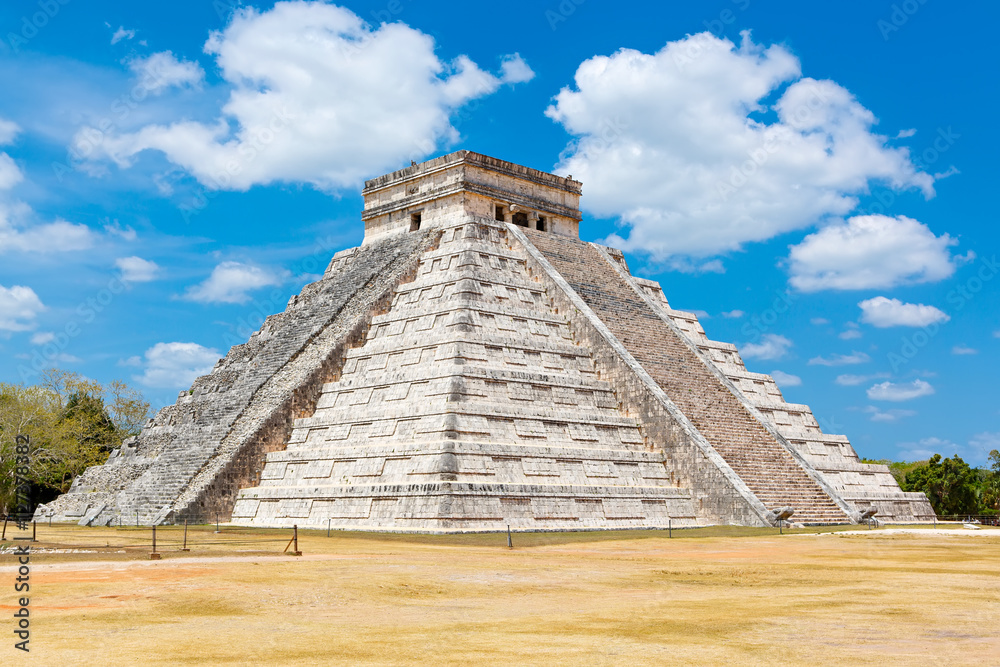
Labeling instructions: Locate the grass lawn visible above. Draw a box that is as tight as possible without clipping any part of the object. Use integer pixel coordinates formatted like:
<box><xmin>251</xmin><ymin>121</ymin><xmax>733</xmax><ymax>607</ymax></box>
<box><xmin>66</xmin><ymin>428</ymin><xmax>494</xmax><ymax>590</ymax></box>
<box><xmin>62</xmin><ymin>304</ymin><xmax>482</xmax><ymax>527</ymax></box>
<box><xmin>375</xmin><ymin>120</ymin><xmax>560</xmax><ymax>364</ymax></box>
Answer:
<box><xmin>2</xmin><ymin>523</ymin><xmax>998</xmax><ymax>665</ymax></box>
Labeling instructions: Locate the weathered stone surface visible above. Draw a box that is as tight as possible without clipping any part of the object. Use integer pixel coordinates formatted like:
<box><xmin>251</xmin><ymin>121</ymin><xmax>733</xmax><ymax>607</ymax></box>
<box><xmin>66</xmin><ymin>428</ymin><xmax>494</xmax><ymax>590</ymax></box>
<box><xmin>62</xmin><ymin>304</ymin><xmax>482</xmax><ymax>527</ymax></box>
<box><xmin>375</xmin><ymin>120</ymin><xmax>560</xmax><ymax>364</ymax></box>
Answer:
<box><xmin>37</xmin><ymin>229</ymin><xmax>440</xmax><ymax>525</ymax></box>
<box><xmin>37</xmin><ymin>150</ymin><xmax>933</xmax><ymax>529</ymax></box>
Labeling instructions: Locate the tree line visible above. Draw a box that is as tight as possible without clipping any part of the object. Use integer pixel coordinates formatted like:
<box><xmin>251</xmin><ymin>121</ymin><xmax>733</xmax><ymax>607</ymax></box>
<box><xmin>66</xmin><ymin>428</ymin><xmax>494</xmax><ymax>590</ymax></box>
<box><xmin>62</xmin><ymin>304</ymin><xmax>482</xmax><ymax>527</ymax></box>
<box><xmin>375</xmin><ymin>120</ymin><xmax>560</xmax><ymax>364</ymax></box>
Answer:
<box><xmin>0</xmin><ymin>370</ymin><xmax>152</xmax><ymax>516</ymax></box>
<box><xmin>869</xmin><ymin>452</ymin><xmax>1000</xmax><ymax>517</ymax></box>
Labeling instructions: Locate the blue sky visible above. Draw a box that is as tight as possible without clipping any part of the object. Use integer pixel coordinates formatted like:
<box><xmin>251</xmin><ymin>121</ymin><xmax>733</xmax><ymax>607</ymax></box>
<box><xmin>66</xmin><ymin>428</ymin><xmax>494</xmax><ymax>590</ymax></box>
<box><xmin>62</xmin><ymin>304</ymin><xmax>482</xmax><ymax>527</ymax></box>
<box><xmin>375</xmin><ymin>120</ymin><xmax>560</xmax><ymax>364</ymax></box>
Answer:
<box><xmin>0</xmin><ymin>0</ymin><xmax>997</xmax><ymax>464</ymax></box>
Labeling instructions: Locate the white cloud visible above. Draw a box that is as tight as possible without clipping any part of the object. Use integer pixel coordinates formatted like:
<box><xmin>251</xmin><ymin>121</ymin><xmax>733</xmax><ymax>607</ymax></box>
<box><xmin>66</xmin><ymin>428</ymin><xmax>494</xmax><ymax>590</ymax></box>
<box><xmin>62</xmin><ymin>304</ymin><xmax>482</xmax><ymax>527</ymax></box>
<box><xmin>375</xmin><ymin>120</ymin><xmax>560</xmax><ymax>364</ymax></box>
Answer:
<box><xmin>116</xmin><ymin>256</ymin><xmax>160</xmax><ymax>282</ymax></box>
<box><xmin>1</xmin><ymin>134</ymin><xmax>96</xmax><ymax>253</ymax></box>
<box><xmin>740</xmin><ymin>334</ymin><xmax>792</xmax><ymax>361</ymax></box>
<box><xmin>545</xmin><ymin>31</ymin><xmax>933</xmax><ymax>258</ymax></box>
<box><xmin>897</xmin><ymin>437</ymin><xmax>957</xmax><ymax>462</ymax></box>
<box><xmin>500</xmin><ymin>54</ymin><xmax>535</xmax><ymax>84</ymax></box>
<box><xmin>809</xmin><ymin>351</ymin><xmax>870</xmax><ymax>366</ymax></box>
<box><xmin>0</xmin><ymin>284</ymin><xmax>45</xmax><ymax>332</ymax></box>
<box><xmin>858</xmin><ymin>296</ymin><xmax>949</xmax><ymax>328</ymax></box>
<box><xmin>788</xmin><ymin>215</ymin><xmax>960</xmax><ymax>292</ymax></box>
<box><xmin>0</xmin><ymin>210</ymin><xmax>96</xmax><ymax>253</ymax></box>
<box><xmin>30</xmin><ymin>331</ymin><xmax>55</xmax><ymax>345</ymax></box>
<box><xmin>0</xmin><ymin>119</ymin><xmax>20</xmax><ymax>145</ymax></box>
<box><xmin>867</xmin><ymin>379</ymin><xmax>934</xmax><ymax>402</ymax></box>
<box><xmin>810</xmin><ymin>317</ymin><xmax>829</xmax><ymax>326</ymax></box>
<box><xmin>970</xmin><ymin>432</ymin><xmax>1000</xmax><ymax>458</ymax></box>
<box><xmin>836</xmin><ymin>372</ymin><xmax>889</xmax><ymax>386</ymax></box>
<box><xmin>770</xmin><ymin>370</ymin><xmax>801</xmax><ymax>387</ymax></box>
<box><xmin>0</xmin><ymin>153</ymin><xmax>23</xmax><ymax>191</ymax></box>
<box><xmin>104</xmin><ymin>221</ymin><xmax>138</xmax><ymax>241</ymax></box>
<box><xmin>111</xmin><ymin>26</ymin><xmax>136</xmax><ymax>44</ymax></box>
<box><xmin>721</xmin><ymin>309</ymin><xmax>744</xmax><ymax>319</ymax></box>
<box><xmin>951</xmin><ymin>344</ymin><xmax>977</xmax><ymax>355</ymax></box>
<box><xmin>183</xmin><ymin>261</ymin><xmax>286</xmax><ymax>304</ymax></box>
<box><xmin>839</xmin><ymin>328</ymin><xmax>862</xmax><ymax>340</ymax></box>
<box><xmin>993</xmin><ymin>330</ymin><xmax>1000</xmax><ymax>339</ymax></box>
<box><xmin>895</xmin><ymin>128</ymin><xmax>917</xmax><ymax>139</ymax></box>
<box><xmin>136</xmin><ymin>341</ymin><xmax>220</xmax><ymax>389</ymax></box>
<box><xmin>81</xmin><ymin>2</ymin><xmax>534</xmax><ymax>192</ymax></box>
<box><xmin>865</xmin><ymin>406</ymin><xmax>916</xmax><ymax>423</ymax></box>
<box><xmin>128</xmin><ymin>51</ymin><xmax>205</xmax><ymax>94</ymax></box>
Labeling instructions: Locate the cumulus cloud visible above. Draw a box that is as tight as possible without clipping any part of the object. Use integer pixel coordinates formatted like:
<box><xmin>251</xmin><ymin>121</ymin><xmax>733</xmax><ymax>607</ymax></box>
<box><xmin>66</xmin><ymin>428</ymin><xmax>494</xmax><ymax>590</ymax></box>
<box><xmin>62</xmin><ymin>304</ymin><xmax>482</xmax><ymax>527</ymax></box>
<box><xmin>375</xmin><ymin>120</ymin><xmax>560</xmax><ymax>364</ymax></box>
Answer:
<box><xmin>835</xmin><ymin>372</ymin><xmax>889</xmax><ymax>386</ymax></box>
<box><xmin>0</xmin><ymin>211</ymin><xmax>96</xmax><ymax>254</ymax></box>
<box><xmin>897</xmin><ymin>437</ymin><xmax>958</xmax><ymax>462</ymax></box>
<box><xmin>864</xmin><ymin>406</ymin><xmax>916</xmax><ymax>423</ymax></box>
<box><xmin>136</xmin><ymin>341</ymin><xmax>220</xmax><ymax>389</ymax></box>
<box><xmin>545</xmin><ymin>31</ymin><xmax>933</xmax><ymax>258</ymax></box>
<box><xmin>128</xmin><ymin>51</ymin><xmax>205</xmax><ymax>94</ymax></box>
<box><xmin>1</xmin><ymin>120</ymin><xmax>96</xmax><ymax>253</ymax></box>
<box><xmin>30</xmin><ymin>331</ymin><xmax>55</xmax><ymax>345</ymax></box>
<box><xmin>721</xmin><ymin>309</ymin><xmax>744</xmax><ymax>319</ymax></box>
<box><xmin>809</xmin><ymin>351</ymin><xmax>870</xmax><ymax>366</ymax></box>
<box><xmin>858</xmin><ymin>296</ymin><xmax>949</xmax><ymax>328</ymax></box>
<box><xmin>951</xmin><ymin>345</ymin><xmax>977</xmax><ymax>355</ymax></box>
<box><xmin>0</xmin><ymin>284</ymin><xmax>45</xmax><ymax>332</ymax></box>
<box><xmin>740</xmin><ymin>334</ymin><xmax>792</xmax><ymax>361</ymax></box>
<box><xmin>80</xmin><ymin>2</ymin><xmax>534</xmax><ymax>191</ymax></box>
<box><xmin>115</xmin><ymin>256</ymin><xmax>160</xmax><ymax>282</ymax></box>
<box><xmin>0</xmin><ymin>119</ymin><xmax>19</xmax><ymax>145</ymax></box>
<box><xmin>970</xmin><ymin>432</ymin><xmax>1000</xmax><ymax>458</ymax></box>
<box><xmin>0</xmin><ymin>153</ymin><xmax>23</xmax><ymax>191</ymax></box>
<box><xmin>110</xmin><ymin>25</ymin><xmax>136</xmax><ymax>44</ymax></box>
<box><xmin>787</xmin><ymin>215</ymin><xmax>961</xmax><ymax>292</ymax></box>
<box><xmin>769</xmin><ymin>370</ymin><xmax>801</xmax><ymax>387</ymax></box>
<box><xmin>867</xmin><ymin>379</ymin><xmax>934</xmax><ymax>402</ymax></box>
<box><xmin>183</xmin><ymin>261</ymin><xmax>286</xmax><ymax>303</ymax></box>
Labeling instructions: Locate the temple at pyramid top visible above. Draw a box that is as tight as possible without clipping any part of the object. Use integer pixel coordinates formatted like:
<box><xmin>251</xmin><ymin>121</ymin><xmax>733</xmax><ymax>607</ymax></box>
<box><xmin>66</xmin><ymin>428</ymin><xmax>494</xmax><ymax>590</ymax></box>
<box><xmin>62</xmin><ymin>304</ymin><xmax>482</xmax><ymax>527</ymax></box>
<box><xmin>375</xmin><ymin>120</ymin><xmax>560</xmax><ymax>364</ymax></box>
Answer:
<box><xmin>38</xmin><ymin>151</ymin><xmax>934</xmax><ymax>532</ymax></box>
<box><xmin>361</xmin><ymin>150</ymin><xmax>583</xmax><ymax>242</ymax></box>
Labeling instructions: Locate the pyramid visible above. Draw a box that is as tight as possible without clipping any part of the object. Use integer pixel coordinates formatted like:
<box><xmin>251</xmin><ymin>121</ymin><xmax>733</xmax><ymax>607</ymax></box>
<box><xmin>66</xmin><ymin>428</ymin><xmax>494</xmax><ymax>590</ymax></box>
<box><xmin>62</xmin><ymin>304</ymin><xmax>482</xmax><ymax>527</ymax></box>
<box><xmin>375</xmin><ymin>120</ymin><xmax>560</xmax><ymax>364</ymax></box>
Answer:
<box><xmin>38</xmin><ymin>151</ymin><xmax>934</xmax><ymax>530</ymax></box>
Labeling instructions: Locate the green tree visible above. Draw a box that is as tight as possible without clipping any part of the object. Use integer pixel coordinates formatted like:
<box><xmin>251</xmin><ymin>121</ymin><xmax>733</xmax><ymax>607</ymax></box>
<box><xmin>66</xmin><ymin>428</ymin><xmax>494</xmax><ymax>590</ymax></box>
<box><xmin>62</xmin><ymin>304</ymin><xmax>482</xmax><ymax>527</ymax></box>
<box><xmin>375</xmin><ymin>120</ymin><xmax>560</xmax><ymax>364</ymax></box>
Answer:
<box><xmin>0</xmin><ymin>371</ymin><xmax>152</xmax><ymax>514</ymax></box>
<box><xmin>902</xmin><ymin>454</ymin><xmax>981</xmax><ymax>516</ymax></box>
<box><xmin>980</xmin><ymin>450</ymin><xmax>1000</xmax><ymax>513</ymax></box>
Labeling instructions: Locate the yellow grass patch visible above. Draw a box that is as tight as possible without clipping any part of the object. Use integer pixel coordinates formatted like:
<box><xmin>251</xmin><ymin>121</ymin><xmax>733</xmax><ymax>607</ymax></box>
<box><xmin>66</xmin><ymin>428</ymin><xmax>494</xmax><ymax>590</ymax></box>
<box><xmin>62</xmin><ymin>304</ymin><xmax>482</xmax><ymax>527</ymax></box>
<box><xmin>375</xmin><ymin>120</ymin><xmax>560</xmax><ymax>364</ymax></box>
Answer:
<box><xmin>1</xmin><ymin>523</ymin><xmax>998</xmax><ymax>665</ymax></box>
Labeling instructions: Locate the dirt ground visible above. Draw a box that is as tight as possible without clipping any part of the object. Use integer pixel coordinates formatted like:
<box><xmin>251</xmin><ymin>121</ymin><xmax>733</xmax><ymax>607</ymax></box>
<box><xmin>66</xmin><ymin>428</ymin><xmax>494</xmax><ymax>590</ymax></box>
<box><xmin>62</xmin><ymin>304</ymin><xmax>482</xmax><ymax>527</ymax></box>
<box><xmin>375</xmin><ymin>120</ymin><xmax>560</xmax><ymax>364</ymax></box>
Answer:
<box><xmin>1</xmin><ymin>523</ymin><xmax>998</xmax><ymax>666</ymax></box>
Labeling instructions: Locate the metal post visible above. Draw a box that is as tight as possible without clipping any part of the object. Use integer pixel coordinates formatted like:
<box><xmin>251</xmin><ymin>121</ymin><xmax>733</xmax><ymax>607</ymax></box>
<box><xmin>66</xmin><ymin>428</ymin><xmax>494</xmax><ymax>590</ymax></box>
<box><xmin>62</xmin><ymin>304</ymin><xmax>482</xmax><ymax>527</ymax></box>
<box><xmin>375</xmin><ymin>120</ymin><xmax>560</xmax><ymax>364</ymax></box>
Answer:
<box><xmin>327</xmin><ymin>518</ymin><xmax>331</xmax><ymax>538</ymax></box>
<box><xmin>507</xmin><ymin>524</ymin><xmax>512</xmax><ymax>549</ymax></box>
<box><xmin>779</xmin><ymin>519</ymin><xmax>783</xmax><ymax>535</ymax></box>
<box><xmin>216</xmin><ymin>513</ymin><xmax>220</xmax><ymax>533</ymax></box>
<box><xmin>136</xmin><ymin>510</ymin><xmax>139</xmax><ymax>527</ymax></box>
<box><xmin>181</xmin><ymin>519</ymin><xmax>190</xmax><ymax>552</ymax></box>
<box><xmin>49</xmin><ymin>513</ymin><xmax>52</xmax><ymax>527</ymax></box>
<box><xmin>32</xmin><ymin>521</ymin><xmax>36</xmax><ymax>542</ymax></box>
<box><xmin>668</xmin><ymin>518</ymin><xmax>672</xmax><ymax>538</ymax></box>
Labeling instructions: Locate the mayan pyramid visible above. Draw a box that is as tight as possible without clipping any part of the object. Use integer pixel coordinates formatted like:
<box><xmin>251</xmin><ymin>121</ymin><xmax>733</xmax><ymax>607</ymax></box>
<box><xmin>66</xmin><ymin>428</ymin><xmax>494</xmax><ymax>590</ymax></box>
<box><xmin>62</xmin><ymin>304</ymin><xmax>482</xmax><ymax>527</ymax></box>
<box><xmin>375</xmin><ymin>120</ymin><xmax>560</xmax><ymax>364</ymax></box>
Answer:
<box><xmin>38</xmin><ymin>151</ymin><xmax>934</xmax><ymax>530</ymax></box>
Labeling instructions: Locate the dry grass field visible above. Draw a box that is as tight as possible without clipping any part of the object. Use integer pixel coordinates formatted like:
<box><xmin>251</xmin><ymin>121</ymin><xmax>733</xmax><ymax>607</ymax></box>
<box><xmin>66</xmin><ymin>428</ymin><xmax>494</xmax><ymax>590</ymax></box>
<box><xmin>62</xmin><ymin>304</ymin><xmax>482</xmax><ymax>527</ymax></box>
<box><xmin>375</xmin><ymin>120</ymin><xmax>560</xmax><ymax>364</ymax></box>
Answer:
<box><xmin>2</xmin><ymin>522</ymin><xmax>998</xmax><ymax>666</ymax></box>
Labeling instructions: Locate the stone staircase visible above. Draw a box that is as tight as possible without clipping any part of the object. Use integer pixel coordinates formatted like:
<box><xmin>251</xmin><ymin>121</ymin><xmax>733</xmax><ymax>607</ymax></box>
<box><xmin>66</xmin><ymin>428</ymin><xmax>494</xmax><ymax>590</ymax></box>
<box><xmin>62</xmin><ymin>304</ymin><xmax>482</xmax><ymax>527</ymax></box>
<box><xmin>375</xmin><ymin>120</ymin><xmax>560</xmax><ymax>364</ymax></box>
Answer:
<box><xmin>525</xmin><ymin>231</ymin><xmax>849</xmax><ymax>525</ymax></box>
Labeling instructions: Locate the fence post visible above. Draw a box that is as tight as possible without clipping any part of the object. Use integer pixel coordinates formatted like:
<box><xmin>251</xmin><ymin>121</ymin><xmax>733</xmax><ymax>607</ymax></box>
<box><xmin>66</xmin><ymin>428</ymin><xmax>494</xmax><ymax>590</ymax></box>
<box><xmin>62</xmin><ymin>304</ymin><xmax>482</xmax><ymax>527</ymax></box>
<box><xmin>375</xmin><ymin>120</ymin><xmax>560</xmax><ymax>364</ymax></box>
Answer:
<box><xmin>507</xmin><ymin>524</ymin><xmax>512</xmax><ymax>549</ymax></box>
<box><xmin>668</xmin><ymin>518</ymin><xmax>672</xmax><ymax>538</ymax></box>
<box><xmin>150</xmin><ymin>525</ymin><xmax>161</xmax><ymax>560</ymax></box>
<box><xmin>32</xmin><ymin>521</ymin><xmax>36</xmax><ymax>543</ymax></box>
<box><xmin>284</xmin><ymin>525</ymin><xmax>302</xmax><ymax>556</ymax></box>
<box><xmin>181</xmin><ymin>519</ymin><xmax>190</xmax><ymax>552</ymax></box>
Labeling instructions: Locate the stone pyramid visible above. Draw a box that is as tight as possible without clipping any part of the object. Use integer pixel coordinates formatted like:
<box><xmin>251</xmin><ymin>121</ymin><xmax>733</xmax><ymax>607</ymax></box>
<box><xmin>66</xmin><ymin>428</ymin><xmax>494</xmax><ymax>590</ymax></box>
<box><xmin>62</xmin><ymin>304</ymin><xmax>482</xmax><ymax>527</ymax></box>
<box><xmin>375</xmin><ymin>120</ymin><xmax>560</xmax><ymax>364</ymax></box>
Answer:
<box><xmin>38</xmin><ymin>151</ymin><xmax>934</xmax><ymax>530</ymax></box>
